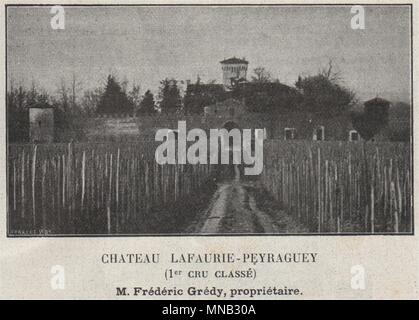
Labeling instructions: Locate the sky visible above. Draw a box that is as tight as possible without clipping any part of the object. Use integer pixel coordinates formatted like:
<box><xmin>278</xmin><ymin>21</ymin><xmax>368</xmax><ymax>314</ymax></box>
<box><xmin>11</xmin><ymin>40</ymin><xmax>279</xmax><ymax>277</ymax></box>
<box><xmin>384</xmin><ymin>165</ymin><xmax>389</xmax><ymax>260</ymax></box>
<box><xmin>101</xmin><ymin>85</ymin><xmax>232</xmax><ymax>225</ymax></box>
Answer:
<box><xmin>7</xmin><ymin>5</ymin><xmax>411</xmax><ymax>103</ymax></box>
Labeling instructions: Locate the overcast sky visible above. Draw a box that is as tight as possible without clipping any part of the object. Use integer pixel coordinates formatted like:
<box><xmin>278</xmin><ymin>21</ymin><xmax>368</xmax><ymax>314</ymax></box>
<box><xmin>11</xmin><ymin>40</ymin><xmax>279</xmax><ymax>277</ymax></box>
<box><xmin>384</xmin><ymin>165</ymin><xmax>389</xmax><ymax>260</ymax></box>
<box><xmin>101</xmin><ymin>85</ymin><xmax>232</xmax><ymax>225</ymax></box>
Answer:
<box><xmin>7</xmin><ymin>5</ymin><xmax>411</xmax><ymax>103</ymax></box>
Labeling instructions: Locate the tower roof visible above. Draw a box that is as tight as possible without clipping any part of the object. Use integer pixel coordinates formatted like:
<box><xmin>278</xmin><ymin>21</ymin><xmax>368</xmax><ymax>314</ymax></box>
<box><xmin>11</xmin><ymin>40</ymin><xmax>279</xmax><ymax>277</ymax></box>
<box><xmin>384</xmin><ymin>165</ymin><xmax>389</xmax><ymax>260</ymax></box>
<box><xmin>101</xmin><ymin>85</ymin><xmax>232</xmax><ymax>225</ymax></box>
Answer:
<box><xmin>220</xmin><ymin>57</ymin><xmax>249</xmax><ymax>64</ymax></box>
<box><xmin>364</xmin><ymin>97</ymin><xmax>390</xmax><ymax>107</ymax></box>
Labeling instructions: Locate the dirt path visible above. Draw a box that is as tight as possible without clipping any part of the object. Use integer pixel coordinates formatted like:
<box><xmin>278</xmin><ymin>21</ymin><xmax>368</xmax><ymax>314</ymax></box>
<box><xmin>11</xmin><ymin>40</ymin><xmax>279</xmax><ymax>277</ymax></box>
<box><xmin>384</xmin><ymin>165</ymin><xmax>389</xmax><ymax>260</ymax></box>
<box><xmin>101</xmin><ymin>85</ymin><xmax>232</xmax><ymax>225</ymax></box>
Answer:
<box><xmin>188</xmin><ymin>166</ymin><xmax>302</xmax><ymax>234</ymax></box>
<box><xmin>199</xmin><ymin>183</ymin><xmax>230</xmax><ymax>233</ymax></box>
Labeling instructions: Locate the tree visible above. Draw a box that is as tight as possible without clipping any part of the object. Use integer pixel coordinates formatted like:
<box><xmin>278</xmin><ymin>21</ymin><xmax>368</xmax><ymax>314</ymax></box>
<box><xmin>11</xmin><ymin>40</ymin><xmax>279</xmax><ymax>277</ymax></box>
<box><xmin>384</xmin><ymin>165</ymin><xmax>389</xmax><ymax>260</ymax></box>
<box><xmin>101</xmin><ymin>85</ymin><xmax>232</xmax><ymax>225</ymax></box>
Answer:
<box><xmin>319</xmin><ymin>59</ymin><xmax>341</xmax><ymax>82</ymax></box>
<box><xmin>295</xmin><ymin>63</ymin><xmax>355</xmax><ymax>116</ymax></box>
<box><xmin>58</xmin><ymin>78</ymin><xmax>70</xmax><ymax>113</ymax></box>
<box><xmin>233</xmin><ymin>82</ymin><xmax>301</xmax><ymax>114</ymax></box>
<box><xmin>387</xmin><ymin>102</ymin><xmax>410</xmax><ymax>141</ymax></box>
<box><xmin>7</xmin><ymin>83</ymin><xmax>60</xmax><ymax>142</ymax></box>
<box><xmin>183</xmin><ymin>79</ymin><xmax>225</xmax><ymax>114</ymax></box>
<box><xmin>7</xmin><ymin>80</ymin><xmax>89</xmax><ymax>143</ymax></box>
<box><xmin>81</xmin><ymin>88</ymin><xmax>103</xmax><ymax>116</ymax></box>
<box><xmin>137</xmin><ymin>90</ymin><xmax>156</xmax><ymax>115</ymax></box>
<box><xmin>251</xmin><ymin>67</ymin><xmax>272</xmax><ymax>83</ymax></box>
<box><xmin>7</xmin><ymin>85</ymin><xmax>30</xmax><ymax>142</ymax></box>
<box><xmin>351</xmin><ymin>98</ymin><xmax>390</xmax><ymax>141</ymax></box>
<box><xmin>158</xmin><ymin>78</ymin><xmax>182</xmax><ymax>113</ymax></box>
<box><xmin>128</xmin><ymin>84</ymin><xmax>141</xmax><ymax>113</ymax></box>
<box><xmin>57</xmin><ymin>74</ymin><xmax>83</xmax><ymax>115</ymax></box>
<box><xmin>97</xmin><ymin>75</ymin><xmax>133</xmax><ymax>115</ymax></box>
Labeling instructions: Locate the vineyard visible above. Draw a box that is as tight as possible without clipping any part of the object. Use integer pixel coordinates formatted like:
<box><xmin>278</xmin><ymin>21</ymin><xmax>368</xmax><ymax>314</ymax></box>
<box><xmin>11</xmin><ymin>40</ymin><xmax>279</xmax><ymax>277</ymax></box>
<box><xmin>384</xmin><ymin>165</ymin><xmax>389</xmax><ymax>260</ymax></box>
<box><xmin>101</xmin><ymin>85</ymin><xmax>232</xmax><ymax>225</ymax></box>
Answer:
<box><xmin>7</xmin><ymin>140</ymin><xmax>413</xmax><ymax>235</ymax></box>
<box><xmin>261</xmin><ymin>141</ymin><xmax>412</xmax><ymax>233</ymax></box>
<box><xmin>8</xmin><ymin>141</ymin><xmax>217</xmax><ymax>235</ymax></box>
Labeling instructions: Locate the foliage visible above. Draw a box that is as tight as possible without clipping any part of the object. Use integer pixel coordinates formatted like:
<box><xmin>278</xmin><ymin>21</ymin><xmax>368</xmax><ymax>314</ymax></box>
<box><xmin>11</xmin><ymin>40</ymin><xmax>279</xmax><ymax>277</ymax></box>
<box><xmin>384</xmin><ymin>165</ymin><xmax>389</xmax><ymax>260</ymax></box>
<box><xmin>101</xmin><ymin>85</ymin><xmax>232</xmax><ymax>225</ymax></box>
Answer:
<box><xmin>183</xmin><ymin>80</ymin><xmax>226</xmax><ymax>114</ymax></box>
<box><xmin>137</xmin><ymin>90</ymin><xmax>156</xmax><ymax>115</ymax></box>
<box><xmin>128</xmin><ymin>84</ymin><xmax>141</xmax><ymax>113</ymax></box>
<box><xmin>351</xmin><ymin>98</ymin><xmax>390</xmax><ymax>141</ymax></box>
<box><xmin>233</xmin><ymin>82</ymin><xmax>301</xmax><ymax>113</ymax></box>
<box><xmin>158</xmin><ymin>78</ymin><xmax>182</xmax><ymax>113</ymax></box>
<box><xmin>7</xmin><ymin>83</ymin><xmax>88</xmax><ymax>143</ymax></box>
<box><xmin>387</xmin><ymin>102</ymin><xmax>410</xmax><ymax>142</ymax></box>
<box><xmin>388</xmin><ymin>127</ymin><xmax>410</xmax><ymax>142</ymax></box>
<box><xmin>97</xmin><ymin>75</ymin><xmax>134</xmax><ymax>115</ymax></box>
<box><xmin>295</xmin><ymin>62</ymin><xmax>356</xmax><ymax>116</ymax></box>
<box><xmin>81</xmin><ymin>88</ymin><xmax>103</xmax><ymax>116</ymax></box>
<box><xmin>7</xmin><ymin>86</ymin><xmax>32</xmax><ymax>142</ymax></box>
<box><xmin>251</xmin><ymin>67</ymin><xmax>272</xmax><ymax>83</ymax></box>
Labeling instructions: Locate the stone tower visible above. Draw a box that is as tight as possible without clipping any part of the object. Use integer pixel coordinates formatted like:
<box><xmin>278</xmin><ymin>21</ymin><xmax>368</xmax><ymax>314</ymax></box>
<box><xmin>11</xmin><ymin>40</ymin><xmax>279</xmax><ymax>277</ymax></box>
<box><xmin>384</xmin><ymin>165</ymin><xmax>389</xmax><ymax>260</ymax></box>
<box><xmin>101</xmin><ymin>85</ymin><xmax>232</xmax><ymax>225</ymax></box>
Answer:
<box><xmin>220</xmin><ymin>57</ymin><xmax>248</xmax><ymax>90</ymax></box>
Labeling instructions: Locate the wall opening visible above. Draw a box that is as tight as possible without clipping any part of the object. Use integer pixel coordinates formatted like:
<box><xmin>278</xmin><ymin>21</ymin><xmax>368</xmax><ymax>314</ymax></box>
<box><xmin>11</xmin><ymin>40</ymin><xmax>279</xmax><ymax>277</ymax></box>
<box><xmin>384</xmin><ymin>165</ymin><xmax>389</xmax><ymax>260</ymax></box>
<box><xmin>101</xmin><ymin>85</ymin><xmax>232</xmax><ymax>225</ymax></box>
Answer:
<box><xmin>313</xmin><ymin>126</ymin><xmax>325</xmax><ymax>141</ymax></box>
<box><xmin>349</xmin><ymin>130</ymin><xmax>360</xmax><ymax>142</ymax></box>
<box><xmin>284</xmin><ymin>128</ymin><xmax>296</xmax><ymax>140</ymax></box>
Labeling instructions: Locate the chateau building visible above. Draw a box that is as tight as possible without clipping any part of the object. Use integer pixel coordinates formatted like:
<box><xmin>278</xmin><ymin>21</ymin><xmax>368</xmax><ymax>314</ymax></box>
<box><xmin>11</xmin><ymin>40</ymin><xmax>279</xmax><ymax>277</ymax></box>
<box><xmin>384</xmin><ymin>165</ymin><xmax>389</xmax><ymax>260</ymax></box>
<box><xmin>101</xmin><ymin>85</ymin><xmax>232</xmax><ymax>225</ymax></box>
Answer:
<box><xmin>84</xmin><ymin>57</ymin><xmax>407</xmax><ymax>143</ymax></box>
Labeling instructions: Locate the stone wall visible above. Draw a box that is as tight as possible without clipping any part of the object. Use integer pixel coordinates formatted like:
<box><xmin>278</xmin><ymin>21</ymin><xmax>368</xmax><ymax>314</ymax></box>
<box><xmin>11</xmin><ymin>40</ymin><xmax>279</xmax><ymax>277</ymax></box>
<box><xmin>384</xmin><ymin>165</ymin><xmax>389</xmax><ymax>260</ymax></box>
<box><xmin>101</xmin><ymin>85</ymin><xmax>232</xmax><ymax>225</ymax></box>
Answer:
<box><xmin>85</xmin><ymin>116</ymin><xmax>141</xmax><ymax>141</ymax></box>
<box><xmin>84</xmin><ymin>107</ymin><xmax>355</xmax><ymax>142</ymax></box>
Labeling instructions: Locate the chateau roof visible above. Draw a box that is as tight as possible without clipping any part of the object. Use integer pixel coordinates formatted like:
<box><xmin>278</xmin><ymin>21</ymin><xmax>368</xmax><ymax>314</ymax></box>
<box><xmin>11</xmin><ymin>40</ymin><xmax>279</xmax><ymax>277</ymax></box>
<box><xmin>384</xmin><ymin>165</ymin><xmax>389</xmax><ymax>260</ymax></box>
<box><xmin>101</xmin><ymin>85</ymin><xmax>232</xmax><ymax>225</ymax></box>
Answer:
<box><xmin>220</xmin><ymin>57</ymin><xmax>249</xmax><ymax>65</ymax></box>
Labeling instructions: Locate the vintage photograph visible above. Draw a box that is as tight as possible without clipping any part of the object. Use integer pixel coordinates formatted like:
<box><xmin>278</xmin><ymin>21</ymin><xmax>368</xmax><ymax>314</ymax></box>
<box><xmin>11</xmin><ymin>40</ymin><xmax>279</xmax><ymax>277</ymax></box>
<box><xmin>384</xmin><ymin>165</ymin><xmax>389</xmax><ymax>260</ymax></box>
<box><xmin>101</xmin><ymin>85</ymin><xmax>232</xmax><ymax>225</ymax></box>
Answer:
<box><xmin>6</xmin><ymin>4</ymin><xmax>412</xmax><ymax>236</ymax></box>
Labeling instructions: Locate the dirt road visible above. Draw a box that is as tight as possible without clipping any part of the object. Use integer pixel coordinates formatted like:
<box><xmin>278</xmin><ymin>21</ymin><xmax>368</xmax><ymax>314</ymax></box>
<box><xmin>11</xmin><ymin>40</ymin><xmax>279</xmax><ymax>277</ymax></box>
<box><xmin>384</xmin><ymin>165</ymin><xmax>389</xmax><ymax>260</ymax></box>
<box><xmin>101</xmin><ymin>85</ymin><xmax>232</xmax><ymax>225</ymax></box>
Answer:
<box><xmin>187</xmin><ymin>166</ymin><xmax>304</xmax><ymax>234</ymax></box>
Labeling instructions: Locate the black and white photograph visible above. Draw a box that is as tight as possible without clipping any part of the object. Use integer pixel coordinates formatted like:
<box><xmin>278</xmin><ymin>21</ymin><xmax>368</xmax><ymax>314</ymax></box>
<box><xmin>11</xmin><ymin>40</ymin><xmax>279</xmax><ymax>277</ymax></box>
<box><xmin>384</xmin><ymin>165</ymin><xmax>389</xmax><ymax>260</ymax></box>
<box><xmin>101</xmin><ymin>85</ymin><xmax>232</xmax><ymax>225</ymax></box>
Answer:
<box><xmin>6</xmin><ymin>4</ymin><xmax>413</xmax><ymax>236</ymax></box>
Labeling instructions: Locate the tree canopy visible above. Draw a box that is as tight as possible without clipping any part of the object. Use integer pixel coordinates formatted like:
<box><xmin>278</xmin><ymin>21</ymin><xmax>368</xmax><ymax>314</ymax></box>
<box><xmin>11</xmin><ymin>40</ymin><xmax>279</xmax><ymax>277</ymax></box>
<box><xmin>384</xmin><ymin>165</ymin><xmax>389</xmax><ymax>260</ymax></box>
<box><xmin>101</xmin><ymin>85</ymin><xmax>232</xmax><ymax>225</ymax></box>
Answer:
<box><xmin>158</xmin><ymin>78</ymin><xmax>182</xmax><ymax>113</ymax></box>
<box><xmin>232</xmin><ymin>82</ymin><xmax>301</xmax><ymax>114</ymax></box>
<box><xmin>295</xmin><ymin>62</ymin><xmax>356</xmax><ymax>116</ymax></box>
<box><xmin>137</xmin><ymin>90</ymin><xmax>156</xmax><ymax>115</ymax></box>
<box><xmin>184</xmin><ymin>80</ymin><xmax>226</xmax><ymax>114</ymax></box>
<box><xmin>251</xmin><ymin>67</ymin><xmax>272</xmax><ymax>83</ymax></box>
<box><xmin>96</xmin><ymin>75</ymin><xmax>133</xmax><ymax>115</ymax></box>
<box><xmin>351</xmin><ymin>98</ymin><xmax>390</xmax><ymax>141</ymax></box>
<box><xmin>295</xmin><ymin>74</ymin><xmax>355</xmax><ymax>116</ymax></box>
